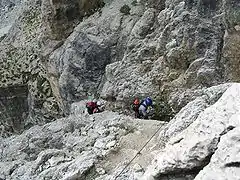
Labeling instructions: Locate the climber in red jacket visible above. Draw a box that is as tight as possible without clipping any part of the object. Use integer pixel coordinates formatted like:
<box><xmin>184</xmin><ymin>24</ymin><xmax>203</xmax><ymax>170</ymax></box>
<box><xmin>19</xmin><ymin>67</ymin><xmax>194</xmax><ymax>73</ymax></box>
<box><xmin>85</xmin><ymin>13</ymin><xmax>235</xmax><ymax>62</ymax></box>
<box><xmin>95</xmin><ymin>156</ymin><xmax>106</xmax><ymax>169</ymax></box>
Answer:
<box><xmin>86</xmin><ymin>101</ymin><xmax>99</xmax><ymax>114</ymax></box>
<box><xmin>86</xmin><ymin>100</ymin><xmax>104</xmax><ymax>114</ymax></box>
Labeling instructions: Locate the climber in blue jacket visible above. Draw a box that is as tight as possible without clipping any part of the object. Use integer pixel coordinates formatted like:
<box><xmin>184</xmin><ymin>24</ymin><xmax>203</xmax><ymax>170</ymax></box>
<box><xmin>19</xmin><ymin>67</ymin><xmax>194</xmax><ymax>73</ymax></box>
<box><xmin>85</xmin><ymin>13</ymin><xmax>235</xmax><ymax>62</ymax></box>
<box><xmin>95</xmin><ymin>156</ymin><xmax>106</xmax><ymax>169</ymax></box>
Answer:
<box><xmin>138</xmin><ymin>97</ymin><xmax>153</xmax><ymax>119</ymax></box>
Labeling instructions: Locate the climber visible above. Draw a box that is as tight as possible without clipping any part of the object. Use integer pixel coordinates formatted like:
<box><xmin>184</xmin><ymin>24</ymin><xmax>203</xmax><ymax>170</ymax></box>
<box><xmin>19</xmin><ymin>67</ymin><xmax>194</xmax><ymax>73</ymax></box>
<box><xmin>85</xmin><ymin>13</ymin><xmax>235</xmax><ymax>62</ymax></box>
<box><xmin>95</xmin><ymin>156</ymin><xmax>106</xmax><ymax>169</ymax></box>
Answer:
<box><xmin>86</xmin><ymin>100</ymin><xmax>104</xmax><ymax>114</ymax></box>
<box><xmin>132</xmin><ymin>98</ymin><xmax>140</xmax><ymax>118</ymax></box>
<box><xmin>86</xmin><ymin>100</ymin><xmax>98</xmax><ymax>114</ymax></box>
<box><xmin>96</xmin><ymin>101</ymin><xmax>105</xmax><ymax>112</ymax></box>
<box><xmin>138</xmin><ymin>97</ymin><xmax>153</xmax><ymax>119</ymax></box>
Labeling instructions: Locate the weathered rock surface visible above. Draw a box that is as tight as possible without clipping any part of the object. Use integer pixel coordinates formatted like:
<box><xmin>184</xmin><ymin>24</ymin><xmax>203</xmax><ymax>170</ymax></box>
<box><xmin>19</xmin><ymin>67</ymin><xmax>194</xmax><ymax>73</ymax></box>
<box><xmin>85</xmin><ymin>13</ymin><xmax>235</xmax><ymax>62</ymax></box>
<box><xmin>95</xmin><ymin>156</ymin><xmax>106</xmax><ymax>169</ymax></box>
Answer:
<box><xmin>48</xmin><ymin>0</ymin><xmax>146</xmax><ymax>111</ymax></box>
<box><xmin>46</xmin><ymin>0</ymin><xmax>240</xmax><ymax>116</ymax></box>
<box><xmin>0</xmin><ymin>85</ymin><xmax>29</xmax><ymax>137</ymax></box>
<box><xmin>0</xmin><ymin>0</ymin><xmax>239</xmax><ymax>136</ymax></box>
<box><xmin>2</xmin><ymin>83</ymin><xmax>240</xmax><ymax>180</ymax></box>
<box><xmin>0</xmin><ymin>0</ymin><xmax>53</xmax><ymax>135</ymax></box>
<box><xmin>221</xmin><ymin>0</ymin><xmax>240</xmax><ymax>82</ymax></box>
<box><xmin>0</xmin><ymin>0</ymin><xmax>22</xmax><ymax>38</ymax></box>
<box><xmin>141</xmin><ymin>83</ymin><xmax>240</xmax><ymax>179</ymax></box>
<box><xmin>162</xmin><ymin>83</ymin><xmax>231</xmax><ymax>140</ymax></box>
<box><xmin>0</xmin><ymin>0</ymin><xmax>105</xmax><ymax>135</ymax></box>
<box><xmin>100</xmin><ymin>0</ymin><xmax>227</xmax><ymax>103</ymax></box>
<box><xmin>0</xmin><ymin>109</ymin><xmax>167</xmax><ymax>180</ymax></box>
<box><xmin>195</xmin><ymin>124</ymin><xmax>240</xmax><ymax>180</ymax></box>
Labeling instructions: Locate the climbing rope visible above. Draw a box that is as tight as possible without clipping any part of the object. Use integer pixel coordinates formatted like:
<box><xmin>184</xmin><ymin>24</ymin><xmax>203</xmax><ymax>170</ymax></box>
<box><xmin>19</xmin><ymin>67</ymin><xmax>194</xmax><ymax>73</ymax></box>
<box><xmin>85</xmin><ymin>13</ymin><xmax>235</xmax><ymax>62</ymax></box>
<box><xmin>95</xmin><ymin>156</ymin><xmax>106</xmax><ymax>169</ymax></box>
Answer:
<box><xmin>114</xmin><ymin>122</ymin><xmax>165</xmax><ymax>179</ymax></box>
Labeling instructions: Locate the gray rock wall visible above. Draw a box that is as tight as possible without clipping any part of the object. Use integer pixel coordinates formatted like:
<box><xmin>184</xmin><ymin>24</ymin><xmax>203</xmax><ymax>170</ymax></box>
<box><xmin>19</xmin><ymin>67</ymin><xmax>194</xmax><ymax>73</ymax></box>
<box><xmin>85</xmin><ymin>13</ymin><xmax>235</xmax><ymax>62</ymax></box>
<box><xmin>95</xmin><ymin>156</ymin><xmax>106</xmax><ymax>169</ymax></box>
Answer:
<box><xmin>0</xmin><ymin>85</ymin><xmax>28</xmax><ymax>137</ymax></box>
<box><xmin>48</xmin><ymin>0</ymin><xmax>146</xmax><ymax>112</ymax></box>
<box><xmin>0</xmin><ymin>0</ymin><xmax>240</xmax><ymax>179</ymax></box>
<box><xmin>101</xmin><ymin>0</ymin><xmax>226</xmax><ymax>102</ymax></box>
<box><xmin>47</xmin><ymin>0</ymin><xmax>239</xmax><ymax>115</ymax></box>
<box><xmin>141</xmin><ymin>83</ymin><xmax>240</xmax><ymax>180</ymax></box>
<box><xmin>0</xmin><ymin>0</ymin><xmax>239</xmax><ymax>134</ymax></box>
<box><xmin>0</xmin><ymin>0</ymin><xmax>106</xmax><ymax>134</ymax></box>
<box><xmin>41</xmin><ymin>0</ymin><xmax>105</xmax><ymax>40</ymax></box>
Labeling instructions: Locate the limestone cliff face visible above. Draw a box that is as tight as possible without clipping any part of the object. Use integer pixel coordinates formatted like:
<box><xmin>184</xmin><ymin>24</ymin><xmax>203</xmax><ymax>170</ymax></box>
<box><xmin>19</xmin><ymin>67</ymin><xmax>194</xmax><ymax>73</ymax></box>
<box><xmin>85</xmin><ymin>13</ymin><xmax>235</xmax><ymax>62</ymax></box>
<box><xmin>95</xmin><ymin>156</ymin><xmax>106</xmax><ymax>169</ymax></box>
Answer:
<box><xmin>221</xmin><ymin>0</ymin><xmax>240</xmax><ymax>82</ymax></box>
<box><xmin>0</xmin><ymin>0</ymin><xmax>43</xmax><ymax>137</ymax></box>
<box><xmin>48</xmin><ymin>0</ymin><xmax>240</xmax><ymax>114</ymax></box>
<box><xmin>0</xmin><ymin>0</ymin><xmax>22</xmax><ymax>38</ymax></box>
<box><xmin>41</xmin><ymin>0</ymin><xmax>105</xmax><ymax>40</ymax></box>
<box><xmin>0</xmin><ymin>0</ymin><xmax>239</xmax><ymax>134</ymax></box>
<box><xmin>0</xmin><ymin>0</ymin><xmax>104</xmax><ymax>136</ymax></box>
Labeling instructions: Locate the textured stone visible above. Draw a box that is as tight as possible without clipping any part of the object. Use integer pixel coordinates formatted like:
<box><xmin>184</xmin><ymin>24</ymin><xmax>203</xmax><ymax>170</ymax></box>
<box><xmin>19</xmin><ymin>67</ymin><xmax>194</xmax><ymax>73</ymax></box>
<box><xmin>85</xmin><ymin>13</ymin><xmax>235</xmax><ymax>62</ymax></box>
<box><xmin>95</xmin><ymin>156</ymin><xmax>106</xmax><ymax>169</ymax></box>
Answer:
<box><xmin>48</xmin><ymin>0</ymin><xmax>144</xmax><ymax>112</ymax></box>
<box><xmin>0</xmin><ymin>110</ymin><xmax>166</xmax><ymax>179</ymax></box>
<box><xmin>1</xmin><ymin>0</ymin><xmax>239</xmax><ymax>135</ymax></box>
<box><xmin>142</xmin><ymin>83</ymin><xmax>240</xmax><ymax>179</ymax></box>
<box><xmin>195</xmin><ymin>123</ymin><xmax>240</xmax><ymax>180</ymax></box>
<box><xmin>162</xmin><ymin>83</ymin><xmax>231</xmax><ymax>140</ymax></box>
<box><xmin>0</xmin><ymin>85</ymin><xmax>28</xmax><ymax>137</ymax></box>
<box><xmin>0</xmin><ymin>0</ymin><xmax>106</xmax><ymax>135</ymax></box>
<box><xmin>106</xmin><ymin>140</ymin><xmax>116</xmax><ymax>149</ymax></box>
<box><xmin>97</xmin><ymin>0</ymin><xmax>231</xmax><ymax>113</ymax></box>
<box><xmin>0</xmin><ymin>0</ymin><xmax>22</xmax><ymax>31</ymax></box>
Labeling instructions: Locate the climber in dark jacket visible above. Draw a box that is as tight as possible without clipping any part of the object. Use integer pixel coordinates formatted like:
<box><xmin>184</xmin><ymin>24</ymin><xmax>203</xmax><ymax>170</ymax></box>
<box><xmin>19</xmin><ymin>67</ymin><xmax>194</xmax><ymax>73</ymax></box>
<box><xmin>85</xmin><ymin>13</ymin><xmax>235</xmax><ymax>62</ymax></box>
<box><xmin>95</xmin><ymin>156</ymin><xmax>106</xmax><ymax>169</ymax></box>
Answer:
<box><xmin>86</xmin><ymin>100</ymin><xmax>104</xmax><ymax>114</ymax></box>
<box><xmin>86</xmin><ymin>101</ymin><xmax>99</xmax><ymax>114</ymax></box>
<box><xmin>138</xmin><ymin>97</ymin><xmax>153</xmax><ymax>119</ymax></box>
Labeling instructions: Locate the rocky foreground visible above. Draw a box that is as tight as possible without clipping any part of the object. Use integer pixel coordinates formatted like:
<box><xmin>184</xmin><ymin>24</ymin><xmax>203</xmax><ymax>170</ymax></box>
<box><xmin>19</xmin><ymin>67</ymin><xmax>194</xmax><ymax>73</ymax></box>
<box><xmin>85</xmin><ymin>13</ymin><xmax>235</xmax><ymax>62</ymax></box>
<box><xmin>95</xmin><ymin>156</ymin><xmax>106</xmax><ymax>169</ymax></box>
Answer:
<box><xmin>0</xmin><ymin>108</ymin><xmax>167</xmax><ymax>180</ymax></box>
<box><xmin>0</xmin><ymin>83</ymin><xmax>240</xmax><ymax>179</ymax></box>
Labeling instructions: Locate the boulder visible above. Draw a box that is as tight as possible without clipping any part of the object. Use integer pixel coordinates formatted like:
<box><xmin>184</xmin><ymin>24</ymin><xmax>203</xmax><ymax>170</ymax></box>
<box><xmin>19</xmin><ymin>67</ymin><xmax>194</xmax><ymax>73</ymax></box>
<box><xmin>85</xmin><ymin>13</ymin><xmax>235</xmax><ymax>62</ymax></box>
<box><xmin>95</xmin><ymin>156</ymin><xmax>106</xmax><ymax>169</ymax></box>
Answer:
<box><xmin>142</xmin><ymin>83</ymin><xmax>240</xmax><ymax>179</ymax></box>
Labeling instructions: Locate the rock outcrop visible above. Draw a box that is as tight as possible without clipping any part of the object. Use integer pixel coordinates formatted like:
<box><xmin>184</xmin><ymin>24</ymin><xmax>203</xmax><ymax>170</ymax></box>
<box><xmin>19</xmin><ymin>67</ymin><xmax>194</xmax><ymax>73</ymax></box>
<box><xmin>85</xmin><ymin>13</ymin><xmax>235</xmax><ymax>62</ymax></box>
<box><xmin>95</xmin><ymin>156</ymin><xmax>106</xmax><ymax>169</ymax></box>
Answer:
<box><xmin>0</xmin><ymin>0</ymin><xmax>239</xmax><ymax>134</ymax></box>
<box><xmin>141</xmin><ymin>83</ymin><xmax>240</xmax><ymax>179</ymax></box>
<box><xmin>0</xmin><ymin>0</ymin><xmax>105</xmax><ymax>135</ymax></box>
<box><xmin>47</xmin><ymin>0</ymin><xmax>240</xmax><ymax>115</ymax></box>
<box><xmin>0</xmin><ymin>109</ymin><xmax>167</xmax><ymax>179</ymax></box>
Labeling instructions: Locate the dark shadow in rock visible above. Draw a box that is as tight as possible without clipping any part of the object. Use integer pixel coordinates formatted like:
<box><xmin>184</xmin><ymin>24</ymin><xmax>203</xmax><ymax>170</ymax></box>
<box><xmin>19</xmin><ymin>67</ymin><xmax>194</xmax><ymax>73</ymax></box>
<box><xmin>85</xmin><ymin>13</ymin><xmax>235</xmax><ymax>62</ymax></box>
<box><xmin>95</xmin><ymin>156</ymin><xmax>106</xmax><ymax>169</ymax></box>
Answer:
<box><xmin>225</xmin><ymin>162</ymin><xmax>240</xmax><ymax>168</ymax></box>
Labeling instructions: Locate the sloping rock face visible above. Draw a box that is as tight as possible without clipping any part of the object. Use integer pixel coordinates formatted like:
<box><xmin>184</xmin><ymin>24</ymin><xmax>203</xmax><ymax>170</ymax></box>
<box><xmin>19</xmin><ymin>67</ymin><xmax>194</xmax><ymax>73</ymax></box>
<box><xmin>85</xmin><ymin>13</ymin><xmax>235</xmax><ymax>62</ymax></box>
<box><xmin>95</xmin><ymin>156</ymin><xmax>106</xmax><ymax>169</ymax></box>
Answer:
<box><xmin>141</xmin><ymin>83</ymin><xmax>240</xmax><ymax>179</ymax></box>
<box><xmin>0</xmin><ymin>0</ymin><xmax>22</xmax><ymax>38</ymax></box>
<box><xmin>195</xmin><ymin>126</ymin><xmax>240</xmax><ymax>180</ymax></box>
<box><xmin>1</xmin><ymin>83</ymin><xmax>240</xmax><ymax>180</ymax></box>
<box><xmin>47</xmin><ymin>0</ymin><xmax>240</xmax><ymax>114</ymax></box>
<box><xmin>159</xmin><ymin>83</ymin><xmax>231</xmax><ymax>141</ymax></box>
<box><xmin>0</xmin><ymin>0</ymin><xmax>104</xmax><ymax>135</ymax></box>
<box><xmin>0</xmin><ymin>0</ymin><xmax>239</xmax><ymax>135</ymax></box>
<box><xmin>0</xmin><ymin>110</ymin><xmax>167</xmax><ymax>179</ymax></box>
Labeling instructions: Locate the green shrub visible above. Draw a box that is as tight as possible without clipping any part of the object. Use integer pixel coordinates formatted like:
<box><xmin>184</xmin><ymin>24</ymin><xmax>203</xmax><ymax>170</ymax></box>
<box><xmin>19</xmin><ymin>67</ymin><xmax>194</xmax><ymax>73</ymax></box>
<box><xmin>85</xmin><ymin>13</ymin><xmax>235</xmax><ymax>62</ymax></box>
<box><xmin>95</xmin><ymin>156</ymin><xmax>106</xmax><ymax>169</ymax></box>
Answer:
<box><xmin>131</xmin><ymin>0</ymin><xmax>137</xmax><ymax>6</ymax></box>
<box><xmin>120</xmin><ymin>4</ymin><xmax>131</xmax><ymax>15</ymax></box>
<box><xmin>152</xmin><ymin>97</ymin><xmax>175</xmax><ymax>121</ymax></box>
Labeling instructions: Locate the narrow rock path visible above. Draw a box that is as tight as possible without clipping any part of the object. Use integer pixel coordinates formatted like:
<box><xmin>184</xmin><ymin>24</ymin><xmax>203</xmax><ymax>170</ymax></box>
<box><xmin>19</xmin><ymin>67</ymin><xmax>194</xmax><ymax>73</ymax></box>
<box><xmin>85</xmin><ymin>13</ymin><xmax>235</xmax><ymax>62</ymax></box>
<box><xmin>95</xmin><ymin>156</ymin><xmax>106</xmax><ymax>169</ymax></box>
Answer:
<box><xmin>97</xmin><ymin>118</ymin><xmax>167</xmax><ymax>179</ymax></box>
